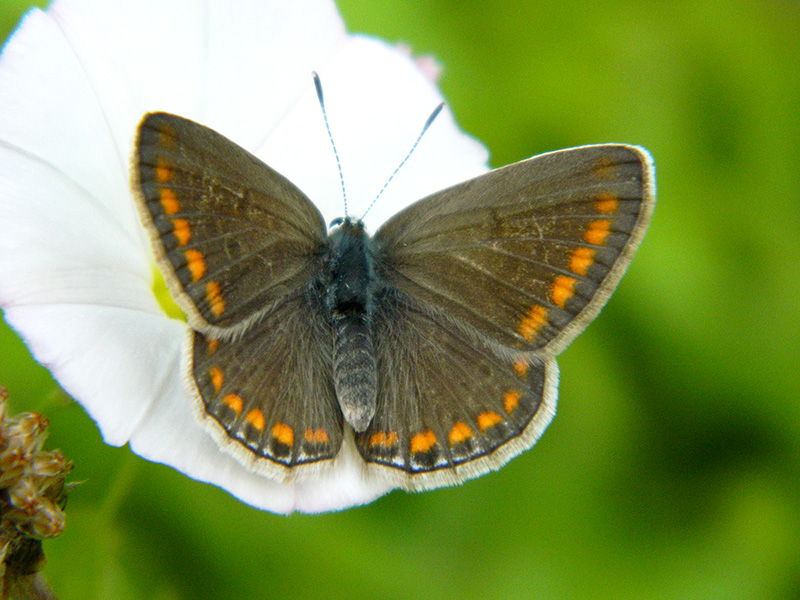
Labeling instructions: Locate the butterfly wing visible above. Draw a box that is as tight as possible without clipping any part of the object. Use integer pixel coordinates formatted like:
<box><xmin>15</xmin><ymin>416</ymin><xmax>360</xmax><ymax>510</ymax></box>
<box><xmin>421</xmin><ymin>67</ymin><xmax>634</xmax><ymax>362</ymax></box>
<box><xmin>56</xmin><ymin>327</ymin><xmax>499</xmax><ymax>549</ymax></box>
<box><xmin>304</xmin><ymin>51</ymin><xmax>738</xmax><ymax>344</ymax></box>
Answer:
<box><xmin>189</xmin><ymin>289</ymin><xmax>343</xmax><ymax>477</ymax></box>
<box><xmin>135</xmin><ymin>113</ymin><xmax>342</xmax><ymax>474</ymax></box>
<box><xmin>359</xmin><ymin>144</ymin><xmax>654</xmax><ymax>485</ymax></box>
<box><xmin>373</xmin><ymin>144</ymin><xmax>654</xmax><ymax>353</ymax></box>
<box><xmin>135</xmin><ymin>112</ymin><xmax>327</xmax><ymax>337</ymax></box>
<box><xmin>356</xmin><ymin>290</ymin><xmax>557</xmax><ymax>489</ymax></box>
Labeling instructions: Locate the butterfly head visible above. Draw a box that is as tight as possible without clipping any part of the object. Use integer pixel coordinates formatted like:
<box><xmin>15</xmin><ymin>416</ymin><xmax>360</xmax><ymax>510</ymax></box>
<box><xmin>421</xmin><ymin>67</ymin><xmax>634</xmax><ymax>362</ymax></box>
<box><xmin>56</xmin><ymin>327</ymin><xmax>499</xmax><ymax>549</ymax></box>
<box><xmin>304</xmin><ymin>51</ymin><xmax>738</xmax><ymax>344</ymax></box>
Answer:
<box><xmin>329</xmin><ymin>216</ymin><xmax>366</xmax><ymax>236</ymax></box>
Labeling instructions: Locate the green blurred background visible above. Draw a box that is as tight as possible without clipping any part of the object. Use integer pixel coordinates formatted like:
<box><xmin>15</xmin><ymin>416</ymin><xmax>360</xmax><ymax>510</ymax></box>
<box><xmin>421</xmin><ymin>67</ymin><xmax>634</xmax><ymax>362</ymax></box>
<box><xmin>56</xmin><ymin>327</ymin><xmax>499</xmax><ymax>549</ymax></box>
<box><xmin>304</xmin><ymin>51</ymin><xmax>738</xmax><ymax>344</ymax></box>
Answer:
<box><xmin>1</xmin><ymin>0</ymin><xmax>799</xmax><ymax>598</ymax></box>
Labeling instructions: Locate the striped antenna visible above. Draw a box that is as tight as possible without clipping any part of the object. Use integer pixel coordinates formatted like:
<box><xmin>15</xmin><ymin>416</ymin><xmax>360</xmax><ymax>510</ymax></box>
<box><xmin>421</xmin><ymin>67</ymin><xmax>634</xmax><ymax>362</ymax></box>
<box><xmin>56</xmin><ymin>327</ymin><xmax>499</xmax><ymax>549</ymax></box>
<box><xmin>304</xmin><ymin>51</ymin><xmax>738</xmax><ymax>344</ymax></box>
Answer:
<box><xmin>360</xmin><ymin>102</ymin><xmax>445</xmax><ymax>221</ymax></box>
<box><xmin>313</xmin><ymin>72</ymin><xmax>349</xmax><ymax>217</ymax></box>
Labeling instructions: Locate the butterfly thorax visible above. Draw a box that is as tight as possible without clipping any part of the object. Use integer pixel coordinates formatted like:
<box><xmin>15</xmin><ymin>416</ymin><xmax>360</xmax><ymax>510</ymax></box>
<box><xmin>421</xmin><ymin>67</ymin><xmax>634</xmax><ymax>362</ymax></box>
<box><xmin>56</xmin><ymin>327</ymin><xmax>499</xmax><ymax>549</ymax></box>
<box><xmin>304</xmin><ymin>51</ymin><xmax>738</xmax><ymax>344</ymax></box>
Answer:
<box><xmin>326</xmin><ymin>218</ymin><xmax>378</xmax><ymax>432</ymax></box>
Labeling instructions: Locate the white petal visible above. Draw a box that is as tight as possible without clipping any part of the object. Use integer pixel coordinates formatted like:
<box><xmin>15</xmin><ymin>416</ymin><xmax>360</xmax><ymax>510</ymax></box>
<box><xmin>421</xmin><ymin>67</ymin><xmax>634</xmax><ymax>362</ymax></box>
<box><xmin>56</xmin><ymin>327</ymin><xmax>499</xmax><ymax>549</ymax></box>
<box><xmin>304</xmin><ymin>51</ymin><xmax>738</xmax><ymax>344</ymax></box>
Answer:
<box><xmin>2</xmin><ymin>305</ymin><xmax>180</xmax><ymax>446</ymax></box>
<box><xmin>0</xmin><ymin>9</ymin><xmax>140</xmax><ymax>240</ymax></box>
<box><xmin>44</xmin><ymin>0</ymin><xmax>349</xmax><ymax>148</ymax></box>
<box><xmin>260</xmin><ymin>35</ymin><xmax>489</xmax><ymax>231</ymax></box>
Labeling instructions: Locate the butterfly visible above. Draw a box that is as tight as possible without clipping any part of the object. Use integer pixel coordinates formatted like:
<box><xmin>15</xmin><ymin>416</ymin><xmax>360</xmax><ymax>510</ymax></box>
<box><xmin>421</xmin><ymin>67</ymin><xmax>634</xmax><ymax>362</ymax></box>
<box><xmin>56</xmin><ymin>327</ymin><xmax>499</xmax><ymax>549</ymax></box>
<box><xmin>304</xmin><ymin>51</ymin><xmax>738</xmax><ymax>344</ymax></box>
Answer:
<box><xmin>133</xmin><ymin>111</ymin><xmax>654</xmax><ymax>491</ymax></box>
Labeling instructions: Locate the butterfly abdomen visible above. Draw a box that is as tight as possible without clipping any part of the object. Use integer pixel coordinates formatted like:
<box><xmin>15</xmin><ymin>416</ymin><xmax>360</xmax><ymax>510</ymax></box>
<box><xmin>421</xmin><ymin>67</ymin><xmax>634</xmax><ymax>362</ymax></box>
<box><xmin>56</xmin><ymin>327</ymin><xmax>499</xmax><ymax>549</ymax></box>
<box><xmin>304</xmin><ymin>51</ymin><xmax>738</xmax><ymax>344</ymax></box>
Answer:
<box><xmin>332</xmin><ymin>312</ymin><xmax>377</xmax><ymax>432</ymax></box>
<box><xmin>328</xmin><ymin>219</ymin><xmax>378</xmax><ymax>432</ymax></box>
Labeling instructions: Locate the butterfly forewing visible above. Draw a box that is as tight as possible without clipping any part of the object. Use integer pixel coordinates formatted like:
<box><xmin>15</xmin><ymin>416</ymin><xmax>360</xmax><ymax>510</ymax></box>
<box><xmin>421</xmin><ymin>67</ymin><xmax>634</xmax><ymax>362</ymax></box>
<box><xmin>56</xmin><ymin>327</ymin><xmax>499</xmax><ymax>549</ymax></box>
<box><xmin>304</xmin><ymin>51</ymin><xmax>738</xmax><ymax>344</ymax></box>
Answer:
<box><xmin>190</xmin><ymin>290</ymin><xmax>343</xmax><ymax>472</ymax></box>
<box><xmin>374</xmin><ymin>145</ymin><xmax>654</xmax><ymax>353</ymax></box>
<box><xmin>135</xmin><ymin>112</ymin><xmax>327</xmax><ymax>335</ymax></box>
<box><xmin>355</xmin><ymin>291</ymin><xmax>557</xmax><ymax>487</ymax></box>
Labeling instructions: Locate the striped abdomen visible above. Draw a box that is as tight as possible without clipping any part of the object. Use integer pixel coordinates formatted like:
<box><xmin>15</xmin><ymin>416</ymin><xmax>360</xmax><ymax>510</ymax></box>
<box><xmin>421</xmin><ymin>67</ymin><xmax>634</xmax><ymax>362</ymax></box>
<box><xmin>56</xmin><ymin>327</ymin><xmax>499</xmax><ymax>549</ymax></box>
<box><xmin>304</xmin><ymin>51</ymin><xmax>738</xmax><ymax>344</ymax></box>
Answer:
<box><xmin>332</xmin><ymin>310</ymin><xmax>377</xmax><ymax>431</ymax></box>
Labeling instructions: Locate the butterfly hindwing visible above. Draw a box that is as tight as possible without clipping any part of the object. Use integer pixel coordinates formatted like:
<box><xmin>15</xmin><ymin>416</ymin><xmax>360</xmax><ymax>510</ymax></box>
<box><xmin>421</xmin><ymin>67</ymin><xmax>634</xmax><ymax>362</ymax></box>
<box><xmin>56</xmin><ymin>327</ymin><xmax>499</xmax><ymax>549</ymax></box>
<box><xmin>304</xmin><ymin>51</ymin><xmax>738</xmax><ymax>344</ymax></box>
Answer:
<box><xmin>355</xmin><ymin>290</ymin><xmax>557</xmax><ymax>488</ymax></box>
<box><xmin>189</xmin><ymin>290</ymin><xmax>343</xmax><ymax>475</ymax></box>
<box><xmin>135</xmin><ymin>112</ymin><xmax>327</xmax><ymax>336</ymax></box>
<box><xmin>374</xmin><ymin>144</ymin><xmax>654</xmax><ymax>354</ymax></box>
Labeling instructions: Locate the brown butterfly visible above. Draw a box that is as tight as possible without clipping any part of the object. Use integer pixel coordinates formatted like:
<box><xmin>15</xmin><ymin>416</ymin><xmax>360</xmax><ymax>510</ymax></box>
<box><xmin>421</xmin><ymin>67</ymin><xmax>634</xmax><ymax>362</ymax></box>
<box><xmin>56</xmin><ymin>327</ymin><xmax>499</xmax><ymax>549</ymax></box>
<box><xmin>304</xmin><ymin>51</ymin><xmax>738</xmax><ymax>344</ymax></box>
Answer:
<box><xmin>134</xmin><ymin>111</ymin><xmax>654</xmax><ymax>490</ymax></box>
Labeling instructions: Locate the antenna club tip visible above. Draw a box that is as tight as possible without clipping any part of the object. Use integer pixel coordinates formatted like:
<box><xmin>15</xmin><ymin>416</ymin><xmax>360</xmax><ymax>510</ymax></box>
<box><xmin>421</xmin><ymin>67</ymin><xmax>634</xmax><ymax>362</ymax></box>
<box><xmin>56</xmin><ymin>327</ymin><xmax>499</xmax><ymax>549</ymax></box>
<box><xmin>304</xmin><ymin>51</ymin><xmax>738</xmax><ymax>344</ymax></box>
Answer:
<box><xmin>312</xmin><ymin>72</ymin><xmax>324</xmax><ymax>103</ymax></box>
<box><xmin>423</xmin><ymin>102</ymin><xmax>446</xmax><ymax>131</ymax></box>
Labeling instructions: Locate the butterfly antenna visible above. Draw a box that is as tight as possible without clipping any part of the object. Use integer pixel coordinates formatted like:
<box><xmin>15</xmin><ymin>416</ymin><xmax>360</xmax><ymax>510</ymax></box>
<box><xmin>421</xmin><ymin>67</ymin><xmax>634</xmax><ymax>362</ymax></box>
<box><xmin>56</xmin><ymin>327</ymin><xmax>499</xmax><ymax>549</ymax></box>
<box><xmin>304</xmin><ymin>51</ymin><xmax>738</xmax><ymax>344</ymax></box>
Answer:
<box><xmin>313</xmin><ymin>72</ymin><xmax>349</xmax><ymax>218</ymax></box>
<box><xmin>360</xmin><ymin>102</ymin><xmax>445</xmax><ymax>221</ymax></box>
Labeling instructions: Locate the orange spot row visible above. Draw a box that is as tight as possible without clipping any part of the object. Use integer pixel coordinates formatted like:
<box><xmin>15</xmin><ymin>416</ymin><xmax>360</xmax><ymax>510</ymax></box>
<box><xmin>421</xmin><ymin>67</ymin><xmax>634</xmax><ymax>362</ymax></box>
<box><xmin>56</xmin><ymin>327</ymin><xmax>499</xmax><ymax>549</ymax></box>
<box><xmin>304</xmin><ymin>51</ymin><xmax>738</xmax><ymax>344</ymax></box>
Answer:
<box><xmin>245</xmin><ymin>408</ymin><xmax>265</xmax><ymax>431</ymax></box>
<box><xmin>518</xmin><ymin>305</ymin><xmax>547</xmax><ymax>342</ymax></box>
<box><xmin>304</xmin><ymin>428</ymin><xmax>330</xmax><ymax>444</ymax></box>
<box><xmin>448</xmin><ymin>421</ymin><xmax>473</xmax><ymax>445</ymax></box>
<box><xmin>223</xmin><ymin>393</ymin><xmax>243</xmax><ymax>417</ymax></box>
<box><xmin>410</xmin><ymin>429</ymin><xmax>437</xmax><ymax>454</ymax></box>
<box><xmin>369</xmin><ymin>431</ymin><xmax>399</xmax><ymax>448</ymax></box>
<box><xmin>155</xmin><ymin>157</ymin><xmax>173</xmax><ymax>183</ymax></box>
<box><xmin>513</xmin><ymin>358</ymin><xmax>529</xmax><ymax>378</ymax></box>
<box><xmin>172</xmin><ymin>218</ymin><xmax>191</xmax><ymax>246</ymax></box>
<box><xmin>206</xmin><ymin>281</ymin><xmax>225</xmax><ymax>317</ymax></box>
<box><xmin>504</xmin><ymin>390</ymin><xmax>521</xmax><ymax>414</ymax></box>
<box><xmin>592</xmin><ymin>156</ymin><xmax>616</xmax><ymax>180</ymax></box>
<box><xmin>209</xmin><ymin>367</ymin><xmax>223</xmax><ymax>393</ymax></box>
<box><xmin>595</xmin><ymin>192</ymin><xmax>619</xmax><ymax>214</ymax></box>
<box><xmin>159</xmin><ymin>188</ymin><xmax>180</xmax><ymax>215</ymax></box>
<box><xmin>185</xmin><ymin>249</ymin><xmax>206</xmax><ymax>282</ymax></box>
<box><xmin>478</xmin><ymin>411</ymin><xmax>503</xmax><ymax>432</ymax></box>
<box><xmin>569</xmin><ymin>247</ymin><xmax>595</xmax><ymax>276</ymax></box>
<box><xmin>156</xmin><ymin>123</ymin><xmax>176</xmax><ymax>148</ymax></box>
<box><xmin>551</xmin><ymin>275</ymin><xmax>576</xmax><ymax>308</ymax></box>
<box><xmin>272</xmin><ymin>422</ymin><xmax>294</xmax><ymax>446</ymax></box>
<box><xmin>584</xmin><ymin>219</ymin><xmax>612</xmax><ymax>246</ymax></box>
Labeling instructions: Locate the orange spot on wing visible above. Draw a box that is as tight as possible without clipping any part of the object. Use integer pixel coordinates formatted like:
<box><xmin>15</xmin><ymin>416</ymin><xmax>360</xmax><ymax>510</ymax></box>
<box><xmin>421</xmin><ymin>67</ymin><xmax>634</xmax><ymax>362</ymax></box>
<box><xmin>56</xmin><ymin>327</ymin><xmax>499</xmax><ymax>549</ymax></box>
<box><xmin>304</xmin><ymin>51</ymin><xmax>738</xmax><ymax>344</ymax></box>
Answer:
<box><xmin>172</xmin><ymin>218</ymin><xmax>191</xmax><ymax>246</ymax></box>
<box><xmin>159</xmin><ymin>188</ymin><xmax>180</xmax><ymax>215</ymax></box>
<box><xmin>155</xmin><ymin>158</ymin><xmax>173</xmax><ymax>183</ymax></box>
<box><xmin>584</xmin><ymin>219</ymin><xmax>613</xmax><ymax>246</ymax></box>
<box><xmin>244</xmin><ymin>408</ymin><xmax>265</xmax><ymax>431</ymax></box>
<box><xmin>448</xmin><ymin>422</ymin><xmax>473</xmax><ymax>445</ymax></box>
<box><xmin>272</xmin><ymin>422</ymin><xmax>294</xmax><ymax>446</ymax></box>
<box><xmin>593</xmin><ymin>156</ymin><xmax>616</xmax><ymax>180</ymax></box>
<box><xmin>518</xmin><ymin>305</ymin><xmax>547</xmax><ymax>342</ymax></box>
<box><xmin>209</xmin><ymin>367</ymin><xmax>223</xmax><ymax>393</ymax></box>
<box><xmin>206</xmin><ymin>338</ymin><xmax>219</xmax><ymax>355</ymax></box>
<box><xmin>184</xmin><ymin>249</ymin><xmax>206</xmax><ymax>281</ymax></box>
<box><xmin>504</xmin><ymin>390</ymin><xmax>521</xmax><ymax>414</ymax></box>
<box><xmin>595</xmin><ymin>192</ymin><xmax>619</xmax><ymax>214</ymax></box>
<box><xmin>369</xmin><ymin>431</ymin><xmax>399</xmax><ymax>448</ymax></box>
<box><xmin>570</xmin><ymin>247</ymin><xmax>596</xmax><ymax>276</ymax></box>
<box><xmin>156</xmin><ymin>123</ymin><xmax>176</xmax><ymax>147</ymax></box>
<box><xmin>513</xmin><ymin>358</ymin><xmax>529</xmax><ymax>378</ymax></box>
<box><xmin>551</xmin><ymin>275</ymin><xmax>576</xmax><ymax>308</ymax></box>
<box><xmin>410</xmin><ymin>429</ymin><xmax>437</xmax><ymax>454</ymax></box>
<box><xmin>304</xmin><ymin>428</ymin><xmax>330</xmax><ymax>444</ymax></box>
<box><xmin>478</xmin><ymin>411</ymin><xmax>503</xmax><ymax>432</ymax></box>
<box><xmin>206</xmin><ymin>281</ymin><xmax>225</xmax><ymax>317</ymax></box>
<box><xmin>223</xmin><ymin>394</ymin><xmax>243</xmax><ymax>417</ymax></box>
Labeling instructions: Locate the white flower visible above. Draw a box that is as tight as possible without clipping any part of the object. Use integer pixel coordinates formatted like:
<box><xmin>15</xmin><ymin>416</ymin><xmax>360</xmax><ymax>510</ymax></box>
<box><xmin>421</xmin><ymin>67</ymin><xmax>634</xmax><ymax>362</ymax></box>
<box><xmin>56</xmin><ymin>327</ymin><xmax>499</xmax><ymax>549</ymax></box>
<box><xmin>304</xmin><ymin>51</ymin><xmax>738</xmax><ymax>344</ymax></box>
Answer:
<box><xmin>0</xmin><ymin>0</ymin><xmax>488</xmax><ymax>513</ymax></box>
